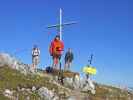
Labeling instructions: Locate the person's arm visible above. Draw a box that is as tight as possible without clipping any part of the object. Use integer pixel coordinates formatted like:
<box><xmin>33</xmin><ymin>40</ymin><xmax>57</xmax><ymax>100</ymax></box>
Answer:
<box><xmin>65</xmin><ymin>53</ymin><xmax>67</xmax><ymax>61</ymax></box>
<box><xmin>38</xmin><ymin>49</ymin><xmax>40</xmax><ymax>55</ymax></box>
<box><xmin>49</xmin><ymin>42</ymin><xmax>53</xmax><ymax>56</ymax></box>
<box><xmin>32</xmin><ymin>50</ymin><xmax>34</xmax><ymax>56</ymax></box>
<box><xmin>71</xmin><ymin>53</ymin><xmax>74</xmax><ymax>60</ymax></box>
<box><xmin>61</xmin><ymin>41</ymin><xmax>64</xmax><ymax>50</ymax></box>
<box><xmin>65</xmin><ymin>52</ymin><xmax>69</xmax><ymax>61</ymax></box>
<box><xmin>32</xmin><ymin>48</ymin><xmax>35</xmax><ymax>56</ymax></box>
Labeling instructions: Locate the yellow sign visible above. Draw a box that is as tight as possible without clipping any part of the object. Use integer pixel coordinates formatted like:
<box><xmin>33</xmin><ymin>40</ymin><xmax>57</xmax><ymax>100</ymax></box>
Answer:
<box><xmin>83</xmin><ymin>66</ymin><xmax>97</xmax><ymax>75</ymax></box>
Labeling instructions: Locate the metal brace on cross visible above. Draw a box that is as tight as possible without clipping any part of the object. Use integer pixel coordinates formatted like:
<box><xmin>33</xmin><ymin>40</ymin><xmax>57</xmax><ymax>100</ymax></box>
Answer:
<box><xmin>47</xmin><ymin>8</ymin><xmax>77</xmax><ymax>41</ymax></box>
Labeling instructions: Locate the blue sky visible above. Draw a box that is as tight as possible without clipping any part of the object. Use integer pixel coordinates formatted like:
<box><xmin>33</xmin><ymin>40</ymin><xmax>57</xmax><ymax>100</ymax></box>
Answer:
<box><xmin>0</xmin><ymin>0</ymin><xmax>133</xmax><ymax>87</ymax></box>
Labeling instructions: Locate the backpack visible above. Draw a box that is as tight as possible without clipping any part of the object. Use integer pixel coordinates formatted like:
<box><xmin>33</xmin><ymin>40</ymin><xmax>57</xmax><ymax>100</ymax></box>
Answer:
<box><xmin>32</xmin><ymin>48</ymin><xmax>40</xmax><ymax>56</ymax></box>
<box><xmin>46</xmin><ymin>66</ymin><xmax>53</xmax><ymax>73</ymax></box>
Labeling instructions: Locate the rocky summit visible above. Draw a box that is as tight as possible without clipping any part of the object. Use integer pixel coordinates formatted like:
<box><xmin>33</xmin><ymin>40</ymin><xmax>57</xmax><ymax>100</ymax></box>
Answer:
<box><xmin>0</xmin><ymin>53</ymin><xmax>133</xmax><ymax>100</ymax></box>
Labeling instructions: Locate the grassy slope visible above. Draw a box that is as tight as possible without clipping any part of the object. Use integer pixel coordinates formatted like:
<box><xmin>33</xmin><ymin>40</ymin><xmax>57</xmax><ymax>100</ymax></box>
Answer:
<box><xmin>89</xmin><ymin>83</ymin><xmax>133</xmax><ymax>100</ymax></box>
<box><xmin>0</xmin><ymin>66</ymin><xmax>133</xmax><ymax>100</ymax></box>
<box><xmin>0</xmin><ymin>66</ymin><xmax>70</xmax><ymax>100</ymax></box>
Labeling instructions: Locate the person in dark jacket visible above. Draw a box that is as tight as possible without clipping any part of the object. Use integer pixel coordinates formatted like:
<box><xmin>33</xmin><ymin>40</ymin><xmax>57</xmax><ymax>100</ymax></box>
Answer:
<box><xmin>64</xmin><ymin>48</ymin><xmax>74</xmax><ymax>71</ymax></box>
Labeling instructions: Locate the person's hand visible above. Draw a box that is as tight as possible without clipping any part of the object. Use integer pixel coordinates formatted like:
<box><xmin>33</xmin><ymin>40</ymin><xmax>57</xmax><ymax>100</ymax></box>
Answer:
<box><xmin>57</xmin><ymin>48</ymin><xmax>64</xmax><ymax>51</ymax></box>
<box><xmin>50</xmin><ymin>53</ymin><xmax>53</xmax><ymax>56</ymax></box>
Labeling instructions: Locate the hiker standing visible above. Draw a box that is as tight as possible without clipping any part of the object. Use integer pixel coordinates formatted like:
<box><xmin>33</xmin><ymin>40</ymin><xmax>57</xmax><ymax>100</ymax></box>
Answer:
<box><xmin>32</xmin><ymin>45</ymin><xmax>40</xmax><ymax>72</ymax></box>
<box><xmin>49</xmin><ymin>35</ymin><xmax>64</xmax><ymax>69</ymax></box>
<box><xmin>64</xmin><ymin>48</ymin><xmax>74</xmax><ymax>71</ymax></box>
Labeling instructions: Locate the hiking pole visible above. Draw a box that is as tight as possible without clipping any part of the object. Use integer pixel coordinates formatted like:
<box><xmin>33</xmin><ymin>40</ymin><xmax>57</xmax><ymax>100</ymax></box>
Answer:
<box><xmin>88</xmin><ymin>54</ymin><xmax>93</xmax><ymax>66</ymax></box>
<box><xmin>86</xmin><ymin>54</ymin><xmax>93</xmax><ymax>79</ymax></box>
<box><xmin>58</xmin><ymin>55</ymin><xmax>64</xmax><ymax>85</ymax></box>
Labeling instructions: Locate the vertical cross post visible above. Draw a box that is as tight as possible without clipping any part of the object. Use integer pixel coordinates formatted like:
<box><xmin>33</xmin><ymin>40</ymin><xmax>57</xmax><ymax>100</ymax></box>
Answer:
<box><xmin>59</xmin><ymin>8</ymin><xmax>62</xmax><ymax>41</ymax></box>
<box><xmin>47</xmin><ymin>8</ymin><xmax>77</xmax><ymax>40</ymax></box>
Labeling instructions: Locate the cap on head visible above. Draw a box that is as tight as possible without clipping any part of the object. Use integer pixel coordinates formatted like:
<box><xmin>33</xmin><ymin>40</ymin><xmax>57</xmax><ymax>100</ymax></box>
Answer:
<box><xmin>33</xmin><ymin>44</ymin><xmax>38</xmax><ymax>49</ymax></box>
<box><xmin>55</xmin><ymin>35</ymin><xmax>60</xmax><ymax>40</ymax></box>
<box><xmin>68</xmin><ymin>48</ymin><xmax>72</xmax><ymax>52</ymax></box>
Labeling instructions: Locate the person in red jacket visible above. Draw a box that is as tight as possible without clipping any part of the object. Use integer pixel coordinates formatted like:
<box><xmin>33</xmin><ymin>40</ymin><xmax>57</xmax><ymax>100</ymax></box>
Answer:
<box><xmin>49</xmin><ymin>35</ymin><xmax>64</xmax><ymax>69</ymax></box>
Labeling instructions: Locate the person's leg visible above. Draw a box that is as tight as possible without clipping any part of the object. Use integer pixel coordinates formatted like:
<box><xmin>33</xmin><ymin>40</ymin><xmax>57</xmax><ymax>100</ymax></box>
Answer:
<box><xmin>35</xmin><ymin>56</ymin><xmax>39</xmax><ymax>72</ymax></box>
<box><xmin>32</xmin><ymin>64</ymin><xmax>36</xmax><ymax>72</ymax></box>
<box><xmin>52</xmin><ymin>56</ymin><xmax>55</xmax><ymax>68</ymax></box>
<box><xmin>55</xmin><ymin>57</ymin><xmax>58</xmax><ymax>69</ymax></box>
<box><xmin>32</xmin><ymin>57</ymin><xmax>34</xmax><ymax>70</ymax></box>
<box><xmin>68</xmin><ymin>61</ymin><xmax>72</xmax><ymax>71</ymax></box>
<box><xmin>56</xmin><ymin>55</ymin><xmax>62</xmax><ymax>70</ymax></box>
<box><xmin>64</xmin><ymin>62</ymin><xmax>66</xmax><ymax>71</ymax></box>
<box><xmin>32</xmin><ymin>57</ymin><xmax>36</xmax><ymax>72</ymax></box>
<box><xmin>64</xmin><ymin>62</ymin><xmax>68</xmax><ymax>71</ymax></box>
<box><xmin>67</xmin><ymin>62</ymin><xmax>70</xmax><ymax>71</ymax></box>
<box><xmin>52</xmin><ymin>55</ymin><xmax>58</xmax><ymax>69</ymax></box>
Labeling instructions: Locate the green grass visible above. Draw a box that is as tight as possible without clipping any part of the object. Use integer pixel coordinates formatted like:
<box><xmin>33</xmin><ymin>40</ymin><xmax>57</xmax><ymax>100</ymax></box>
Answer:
<box><xmin>0</xmin><ymin>66</ymin><xmax>70</xmax><ymax>99</ymax></box>
<box><xmin>88</xmin><ymin>83</ymin><xmax>133</xmax><ymax>100</ymax></box>
<box><xmin>0</xmin><ymin>66</ymin><xmax>133</xmax><ymax>100</ymax></box>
